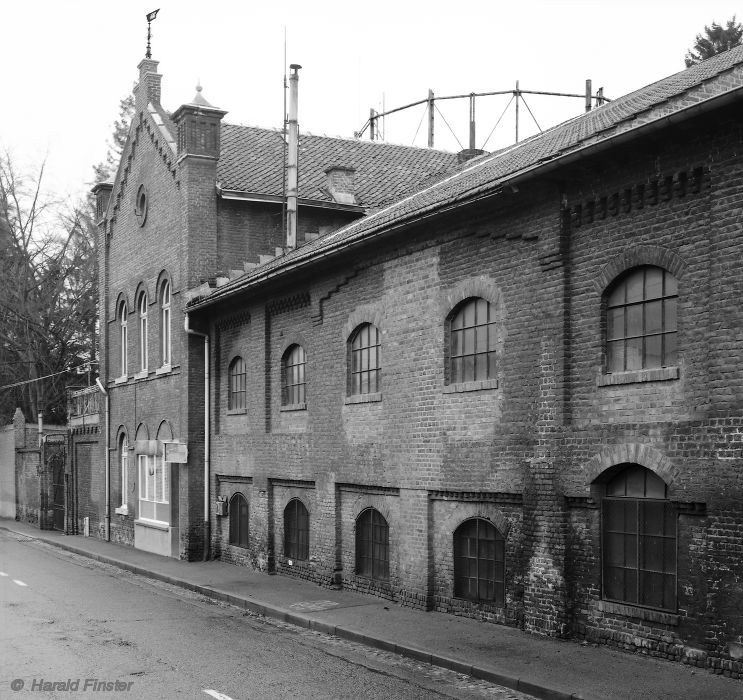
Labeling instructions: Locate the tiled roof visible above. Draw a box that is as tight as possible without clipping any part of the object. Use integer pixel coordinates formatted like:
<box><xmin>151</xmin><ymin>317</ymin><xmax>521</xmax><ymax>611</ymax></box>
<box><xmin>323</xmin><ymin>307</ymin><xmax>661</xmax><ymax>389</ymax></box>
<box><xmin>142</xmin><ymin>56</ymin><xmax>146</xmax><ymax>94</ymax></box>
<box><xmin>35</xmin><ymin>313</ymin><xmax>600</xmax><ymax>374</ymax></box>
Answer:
<box><xmin>188</xmin><ymin>46</ymin><xmax>743</xmax><ymax>310</ymax></box>
<box><xmin>217</xmin><ymin>125</ymin><xmax>460</xmax><ymax>208</ymax></box>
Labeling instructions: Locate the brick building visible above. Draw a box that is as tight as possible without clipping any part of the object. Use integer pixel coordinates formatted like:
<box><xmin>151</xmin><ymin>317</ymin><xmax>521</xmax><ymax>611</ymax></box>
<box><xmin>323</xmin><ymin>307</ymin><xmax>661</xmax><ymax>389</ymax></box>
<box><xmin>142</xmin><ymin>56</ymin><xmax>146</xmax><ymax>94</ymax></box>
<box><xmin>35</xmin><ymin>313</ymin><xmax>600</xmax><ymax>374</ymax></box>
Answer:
<box><xmin>93</xmin><ymin>58</ymin><xmax>458</xmax><ymax>559</ymax></box>
<box><xmin>179</xmin><ymin>48</ymin><xmax>743</xmax><ymax>677</ymax></box>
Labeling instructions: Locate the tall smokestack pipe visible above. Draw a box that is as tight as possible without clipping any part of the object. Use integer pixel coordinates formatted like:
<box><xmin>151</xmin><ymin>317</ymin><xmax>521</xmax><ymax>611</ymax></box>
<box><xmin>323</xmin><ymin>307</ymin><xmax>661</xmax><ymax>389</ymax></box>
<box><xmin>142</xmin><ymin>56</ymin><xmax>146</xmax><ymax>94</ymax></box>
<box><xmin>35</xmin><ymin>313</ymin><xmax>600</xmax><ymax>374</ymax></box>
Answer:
<box><xmin>286</xmin><ymin>64</ymin><xmax>301</xmax><ymax>250</ymax></box>
<box><xmin>585</xmin><ymin>79</ymin><xmax>592</xmax><ymax>112</ymax></box>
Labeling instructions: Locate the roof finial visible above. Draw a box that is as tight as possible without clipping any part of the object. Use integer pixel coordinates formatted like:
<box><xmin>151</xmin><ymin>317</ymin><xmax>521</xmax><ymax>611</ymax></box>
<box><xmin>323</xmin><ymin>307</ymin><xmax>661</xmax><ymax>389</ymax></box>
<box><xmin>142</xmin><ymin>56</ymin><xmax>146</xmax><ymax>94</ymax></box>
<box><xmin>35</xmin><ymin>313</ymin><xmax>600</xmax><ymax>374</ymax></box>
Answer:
<box><xmin>145</xmin><ymin>8</ymin><xmax>160</xmax><ymax>59</ymax></box>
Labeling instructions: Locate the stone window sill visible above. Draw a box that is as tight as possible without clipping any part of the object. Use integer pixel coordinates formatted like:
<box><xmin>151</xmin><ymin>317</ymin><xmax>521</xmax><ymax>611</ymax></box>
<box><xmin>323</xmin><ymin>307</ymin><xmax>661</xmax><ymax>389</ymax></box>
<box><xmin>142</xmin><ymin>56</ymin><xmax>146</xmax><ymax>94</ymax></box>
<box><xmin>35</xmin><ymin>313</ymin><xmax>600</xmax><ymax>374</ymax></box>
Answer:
<box><xmin>597</xmin><ymin>366</ymin><xmax>679</xmax><ymax>387</ymax></box>
<box><xmin>155</xmin><ymin>364</ymin><xmax>172</xmax><ymax>376</ymax></box>
<box><xmin>226</xmin><ymin>408</ymin><xmax>247</xmax><ymax>415</ymax></box>
<box><xmin>134</xmin><ymin>518</ymin><xmax>169</xmax><ymax>531</ymax></box>
<box><xmin>114</xmin><ymin>375</ymin><xmax>128</xmax><ymax>385</ymax></box>
<box><xmin>280</xmin><ymin>402</ymin><xmax>307</xmax><ymax>412</ymax></box>
<box><xmin>115</xmin><ymin>505</ymin><xmax>129</xmax><ymax>516</ymax></box>
<box><xmin>345</xmin><ymin>392</ymin><xmax>382</xmax><ymax>405</ymax></box>
<box><xmin>597</xmin><ymin>599</ymin><xmax>679</xmax><ymax>626</ymax></box>
<box><xmin>134</xmin><ymin>370</ymin><xmax>148</xmax><ymax>381</ymax></box>
<box><xmin>443</xmin><ymin>378</ymin><xmax>499</xmax><ymax>394</ymax></box>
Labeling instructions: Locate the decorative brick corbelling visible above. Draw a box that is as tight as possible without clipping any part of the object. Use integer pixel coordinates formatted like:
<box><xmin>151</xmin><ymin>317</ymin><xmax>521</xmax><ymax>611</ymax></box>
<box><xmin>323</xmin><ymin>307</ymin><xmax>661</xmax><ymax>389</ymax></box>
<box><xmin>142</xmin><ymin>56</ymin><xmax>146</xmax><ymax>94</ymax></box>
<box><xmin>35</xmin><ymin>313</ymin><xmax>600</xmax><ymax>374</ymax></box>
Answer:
<box><xmin>581</xmin><ymin>443</ymin><xmax>678</xmax><ymax>487</ymax></box>
<box><xmin>593</xmin><ymin>245</ymin><xmax>687</xmax><ymax>294</ymax></box>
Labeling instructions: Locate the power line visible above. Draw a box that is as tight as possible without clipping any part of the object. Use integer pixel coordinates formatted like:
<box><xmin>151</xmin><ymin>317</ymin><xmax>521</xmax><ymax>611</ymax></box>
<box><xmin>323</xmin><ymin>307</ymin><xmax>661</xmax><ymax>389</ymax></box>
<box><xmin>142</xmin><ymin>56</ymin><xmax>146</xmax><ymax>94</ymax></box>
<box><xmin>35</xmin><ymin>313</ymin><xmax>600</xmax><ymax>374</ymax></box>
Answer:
<box><xmin>0</xmin><ymin>361</ymin><xmax>98</xmax><ymax>391</ymax></box>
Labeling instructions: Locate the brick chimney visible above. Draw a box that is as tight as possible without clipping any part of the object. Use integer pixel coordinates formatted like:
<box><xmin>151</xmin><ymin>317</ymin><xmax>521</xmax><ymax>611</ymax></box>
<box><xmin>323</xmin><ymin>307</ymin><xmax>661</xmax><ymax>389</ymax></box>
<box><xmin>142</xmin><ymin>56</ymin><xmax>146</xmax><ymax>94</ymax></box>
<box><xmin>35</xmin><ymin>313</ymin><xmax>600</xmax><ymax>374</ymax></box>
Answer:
<box><xmin>91</xmin><ymin>182</ymin><xmax>113</xmax><ymax>225</ymax></box>
<box><xmin>171</xmin><ymin>86</ymin><xmax>227</xmax><ymax>286</ymax></box>
<box><xmin>136</xmin><ymin>58</ymin><xmax>163</xmax><ymax>111</ymax></box>
<box><xmin>324</xmin><ymin>166</ymin><xmax>357</xmax><ymax>205</ymax></box>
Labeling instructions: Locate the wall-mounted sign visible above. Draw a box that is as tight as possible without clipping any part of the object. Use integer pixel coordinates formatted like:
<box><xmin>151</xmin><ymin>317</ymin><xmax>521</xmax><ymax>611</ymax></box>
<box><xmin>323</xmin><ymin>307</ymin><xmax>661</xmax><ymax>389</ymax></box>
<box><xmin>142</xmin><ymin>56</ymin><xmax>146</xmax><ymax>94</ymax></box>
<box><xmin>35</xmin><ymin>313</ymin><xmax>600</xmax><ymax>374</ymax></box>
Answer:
<box><xmin>162</xmin><ymin>441</ymin><xmax>188</xmax><ymax>463</ymax></box>
<box><xmin>44</xmin><ymin>434</ymin><xmax>66</xmax><ymax>444</ymax></box>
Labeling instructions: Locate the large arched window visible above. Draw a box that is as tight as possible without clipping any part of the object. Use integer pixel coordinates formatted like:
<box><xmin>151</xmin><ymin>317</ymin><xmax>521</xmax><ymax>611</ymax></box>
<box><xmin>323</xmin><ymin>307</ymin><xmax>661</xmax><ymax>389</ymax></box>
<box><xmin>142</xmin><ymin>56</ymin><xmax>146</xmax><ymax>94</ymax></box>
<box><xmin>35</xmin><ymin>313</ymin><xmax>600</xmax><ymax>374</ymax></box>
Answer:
<box><xmin>284</xmin><ymin>498</ymin><xmax>309</xmax><ymax>560</ymax></box>
<box><xmin>138</xmin><ymin>291</ymin><xmax>148</xmax><ymax>372</ymax></box>
<box><xmin>118</xmin><ymin>434</ymin><xmax>128</xmax><ymax>509</ymax></box>
<box><xmin>355</xmin><ymin>508</ymin><xmax>389</xmax><ymax>580</ymax></box>
<box><xmin>449</xmin><ymin>297</ymin><xmax>497</xmax><ymax>384</ymax></box>
<box><xmin>118</xmin><ymin>300</ymin><xmax>128</xmax><ymax>377</ymax></box>
<box><xmin>160</xmin><ymin>280</ymin><xmax>171</xmax><ymax>367</ymax></box>
<box><xmin>606</xmin><ymin>266</ymin><xmax>677</xmax><ymax>373</ymax></box>
<box><xmin>348</xmin><ymin>323</ymin><xmax>381</xmax><ymax>396</ymax></box>
<box><xmin>602</xmin><ymin>464</ymin><xmax>676</xmax><ymax>611</ymax></box>
<box><xmin>229</xmin><ymin>493</ymin><xmax>249</xmax><ymax>548</ymax></box>
<box><xmin>228</xmin><ymin>356</ymin><xmax>246</xmax><ymax>411</ymax></box>
<box><xmin>453</xmin><ymin>518</ymin><xmax>505</xmax><ymax>605</ymax></box>
<box><xmin>281</xmin><ymin>345</ymin><xmax>306</xmax><ymax>406</ymax></box>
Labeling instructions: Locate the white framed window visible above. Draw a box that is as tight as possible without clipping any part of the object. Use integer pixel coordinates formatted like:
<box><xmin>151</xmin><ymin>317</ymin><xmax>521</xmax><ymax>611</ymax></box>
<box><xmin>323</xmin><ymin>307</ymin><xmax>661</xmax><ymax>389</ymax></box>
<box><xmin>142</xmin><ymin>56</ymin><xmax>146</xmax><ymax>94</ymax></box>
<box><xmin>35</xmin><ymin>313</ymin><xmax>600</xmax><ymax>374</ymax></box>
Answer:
<box><xmin>160</xmin><ymin>280</ymin><xmax>171</xmax><ymax>367</ymax></box>
<box><xmin>139</xmin><ymin>292</ymin><xmax>148</xmax><ymax>372</ymax></box>
<box><xmin>120</xmin><ymin>440</ymin><xmax>128</xmax><ymax>508</ymax></box>
<box><xmin>138</xmin><ymin>454</ymin><xmax>169</xmax><ymax>524</ymax></box>
<box><xmin>119</xmin><ymin>301</ymin><xmax>128</xmax><ymax>377</ymax></box>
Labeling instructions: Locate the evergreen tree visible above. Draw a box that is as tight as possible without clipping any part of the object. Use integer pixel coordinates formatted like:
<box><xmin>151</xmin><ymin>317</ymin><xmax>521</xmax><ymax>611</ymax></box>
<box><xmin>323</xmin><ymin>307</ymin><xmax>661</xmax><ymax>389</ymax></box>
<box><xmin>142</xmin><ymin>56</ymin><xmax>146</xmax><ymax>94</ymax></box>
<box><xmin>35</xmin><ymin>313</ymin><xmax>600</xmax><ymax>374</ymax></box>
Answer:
<box><xmin>685</xmin><ymin>17</ymin><xmax>743</xmax><ymax>67</ymax></box>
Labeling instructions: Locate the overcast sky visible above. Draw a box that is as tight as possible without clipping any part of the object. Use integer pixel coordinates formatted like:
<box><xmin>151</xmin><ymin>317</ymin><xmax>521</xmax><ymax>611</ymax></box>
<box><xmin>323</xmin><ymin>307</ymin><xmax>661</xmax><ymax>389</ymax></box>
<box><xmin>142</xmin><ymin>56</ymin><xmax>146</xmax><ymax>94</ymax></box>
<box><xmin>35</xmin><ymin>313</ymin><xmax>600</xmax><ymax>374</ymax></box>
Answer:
<box><xmin>1</xmin><ymin>1</ymin><xmax>741</xmax><ymax>203</ymax></box>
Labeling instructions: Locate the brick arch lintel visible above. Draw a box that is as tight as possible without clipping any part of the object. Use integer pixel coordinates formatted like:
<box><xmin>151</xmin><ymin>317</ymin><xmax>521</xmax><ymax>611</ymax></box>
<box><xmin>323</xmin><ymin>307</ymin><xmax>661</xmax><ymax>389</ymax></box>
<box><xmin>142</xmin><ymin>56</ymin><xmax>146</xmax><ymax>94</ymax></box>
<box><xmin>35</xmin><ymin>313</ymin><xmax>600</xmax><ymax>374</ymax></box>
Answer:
<box><xmin>342</xmin><ymin>304</ymin><xmax>386</xmax><ymax>342</ymax></box>
<box><xmin>440</xmin><ymin>275</ymin><xmax>504</xmax><ymax>320</ymax></box>
<box><xmin>593</xmin><ymin>245</ymin><xmax>687</xmax><ymax>294</ymax></box>
<box><xmin>439</xmin><ymin>505</ymin><xmax>511</xmax><ymax>539</ymax></box>
<box><xmin>582</xmin><ymin>443</ymin><xmax>679</xmax><ymax>488</ymax></box>
<box><xmin>279</xmin><ymin>494</ymin><xmax>313</xmax><ymax>518</ymax></box>
<box><xmin>349</xmin><ymin>496</ymin><xmax>394</xmax><ymax>534</ymax></box>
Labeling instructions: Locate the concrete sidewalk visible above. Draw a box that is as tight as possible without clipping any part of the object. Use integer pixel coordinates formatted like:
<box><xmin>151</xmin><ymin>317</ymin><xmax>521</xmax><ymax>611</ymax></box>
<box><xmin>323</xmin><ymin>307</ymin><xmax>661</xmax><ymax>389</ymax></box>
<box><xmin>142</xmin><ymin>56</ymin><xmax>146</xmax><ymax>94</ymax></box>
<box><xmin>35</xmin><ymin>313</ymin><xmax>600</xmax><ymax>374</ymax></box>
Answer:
<box><xmin>1</xmin><ymin>520</ymin><xmax>739</xmax><ymax>700</ymax></box>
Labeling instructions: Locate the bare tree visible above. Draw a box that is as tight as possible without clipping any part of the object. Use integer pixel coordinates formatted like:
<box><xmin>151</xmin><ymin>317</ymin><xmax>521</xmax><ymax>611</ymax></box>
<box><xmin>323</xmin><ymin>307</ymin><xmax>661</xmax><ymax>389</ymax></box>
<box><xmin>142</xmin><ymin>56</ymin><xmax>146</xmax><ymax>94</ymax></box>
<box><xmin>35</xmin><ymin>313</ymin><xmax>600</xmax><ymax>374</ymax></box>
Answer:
<box><xmin>0</xmin><ymin>154</ymin><xmax>97</xmax><ymax>423</ymax></box>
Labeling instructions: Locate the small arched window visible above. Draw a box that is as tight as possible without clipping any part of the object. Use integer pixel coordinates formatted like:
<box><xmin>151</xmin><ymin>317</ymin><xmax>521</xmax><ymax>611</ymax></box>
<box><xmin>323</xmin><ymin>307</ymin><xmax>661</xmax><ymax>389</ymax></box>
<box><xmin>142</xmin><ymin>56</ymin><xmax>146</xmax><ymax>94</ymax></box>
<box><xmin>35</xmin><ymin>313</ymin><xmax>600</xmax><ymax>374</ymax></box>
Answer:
<box><xmin>118</xmin><ymin>300</ymin><xmax>128</xmax><ymax>377</ymax></box>
<box><xmin>160</xmin><ymin>280</ymin><xmax>171</xmax><ymax>367</ymax></box>
<box><xmin>355</xmin><ymin>508</ymin><xmax>389</xmax><ymax>580</ymax></box>
<box><xmin>138</xmin><ymin>292</ymin><xmax>148</xmax><ymax>372</ymax></box>
<box><xmin>453</xmin><ymin>518</ymin><xmax>505</xmax><ymax>605</ymax></box>
<box><xmin>229</xmin><ymin>493</ymin><xmax>249</xmax><ymax>548</ymax></box>
<box><xmin>228</xmin><ymin>356</ymin><xmax>246</xmax><ymax>411</ymax></box>
<box><xmin>449</xmin><ymin>297</ymin><xmax>497</xmax><ymax>384</ymax></box>
<box><xmin>602</xmin><ymin>464</ymin><xmax>676</xmax><ymax>611</ymax></box>
<box><xmin>281</xmin><ymin>345</ymin><xmax>306</xmax><ymax>406</ymax></box>
<box><xmin>606</xmin><ymin>266</ymin><xmax>677</xmax><ymax>372</ymax></box>
<box><xmin>284</xmin><ymin>498</ymin><xmax>309</xmax><ymax>560</ymax></box>
<box><xmin>348</xmin><ymin>324</ymin><xmax>381</xmax><ymax>396</ymax></box>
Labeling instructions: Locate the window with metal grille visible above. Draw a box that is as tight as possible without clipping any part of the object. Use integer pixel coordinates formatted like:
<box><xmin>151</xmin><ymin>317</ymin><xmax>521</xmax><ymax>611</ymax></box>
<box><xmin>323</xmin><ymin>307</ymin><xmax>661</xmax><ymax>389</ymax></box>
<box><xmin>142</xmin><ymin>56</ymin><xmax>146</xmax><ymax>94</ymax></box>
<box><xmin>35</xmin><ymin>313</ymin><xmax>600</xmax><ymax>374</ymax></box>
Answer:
<box><xmin>355</xmin><ymin>508</ymin><xmax>389</xmax><ymax>580</ymax></box>
<box><xmin>284</xmin><ymin>498</ymin><xmax>309</xmax><ymax>560</ymax></box>
<box><xmin>606</xmin><ymin>266</ymin><xmax>678</xmax><ymax>372</ymax></box>
<box><xmin>229</xmin><ymin>493</ymin><xmax>249</xmax><ymax>548</ymax></box>
<box><xmin>349</xmin><ymin>324</ymin><xmax>381</xmax><ymax>395</ymax></box>
<box><xmin>453</xmin><ymin>518</ymin><xmax>505</xmax><ymax>605</ymax></box>
<box><xmin>281</xmin><ymin>345</ymin><xmax>306</xmax><ymax>405</ymax></box>
<box><xmin>449</xmin><ymin>298</ymin><xmax>497</xmax><ymax>384</ymax></box>
<box><xmin>602</xmin><ymin>464</ymin><xmax>676</xmax><ymax>611</ymax></box>
<box><xmin>228</xmin><ymin>356</ymin><xmax>246</xmax><ymax>411</ymax></box>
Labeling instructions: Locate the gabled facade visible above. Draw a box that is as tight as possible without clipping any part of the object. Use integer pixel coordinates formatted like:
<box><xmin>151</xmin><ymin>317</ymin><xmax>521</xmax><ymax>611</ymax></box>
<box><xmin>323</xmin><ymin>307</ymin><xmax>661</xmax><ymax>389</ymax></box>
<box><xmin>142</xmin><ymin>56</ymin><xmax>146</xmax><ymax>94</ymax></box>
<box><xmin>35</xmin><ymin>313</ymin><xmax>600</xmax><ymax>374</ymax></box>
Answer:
<box><xmin>93</xmin><ymin>58</ymin><xmax>459</xmax><ymax>558</ymax></box>
<box><xmin>183</xmin><ymin>48</ymin><xmax>743</xmax><ymax>676</ymax></box>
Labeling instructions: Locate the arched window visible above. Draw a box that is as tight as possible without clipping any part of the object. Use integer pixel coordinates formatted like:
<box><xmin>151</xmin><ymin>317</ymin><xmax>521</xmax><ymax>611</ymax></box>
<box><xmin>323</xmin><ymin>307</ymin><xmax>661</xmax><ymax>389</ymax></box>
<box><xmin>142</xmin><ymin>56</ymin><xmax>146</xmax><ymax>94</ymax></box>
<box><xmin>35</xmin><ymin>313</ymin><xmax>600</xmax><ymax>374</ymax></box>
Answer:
<box><xmin>284</xmin><ymin>498</ymin><xmax>309</xmax><ymax>560</ymax></box>
<box><xmin>228</xmin><ymin>357</ymin><xmax>246</xmax><ymax>411</ymax></box>
<box><xmin>229</xmin><ymin>493</ymin><xmax>249</xmax><ymax>548</ymax></box>
<box><xmin>119</xmin><ymin>435</ymin><xmax>128</xmax><ymax>509</ymax></box>
<box><xmin>606</xmin><ymin>266</ymin><xmax>677</xmax><ymax>372</ymax></box>
<box><xmin>453</xmin><ymin>518</ymin><xmax>505</xmax><ymax>605</ymax></box>
<box><xmin>118</xmin><ymin>300</ymin><xmax>128</xmax><ymax>377</ymax></box>
<box><xmin>281</xmin><ymin>345</ymin><xmax>306</xmax><ymax>406</ymax></box>
<box><xmin>449</xmin><ymin>297</ymin><xmax>497</xmax><ymax>384</ymax></box>
<box><xmin>355</xmin><ymin>508</ymin><xmax>389</xmax><ymax>580</ymax></box>
<box><xmin>602</xmin><ymin>464</ymin><xmax>676</xmax><ymax>611</ymax></box>
<box><xmin>160</xmin><ymin>280</ymin><xmax>171</xmax><ymax>367</ymax></box>
<box><xmin>348</xmin><ymin>323</ymin><xmax>381</xmax><ymax>395</ymax></box>
<box><xmin>138</xmin><ymin>291</ymin><xmax>148</xmax><ymax>372</ymax></box>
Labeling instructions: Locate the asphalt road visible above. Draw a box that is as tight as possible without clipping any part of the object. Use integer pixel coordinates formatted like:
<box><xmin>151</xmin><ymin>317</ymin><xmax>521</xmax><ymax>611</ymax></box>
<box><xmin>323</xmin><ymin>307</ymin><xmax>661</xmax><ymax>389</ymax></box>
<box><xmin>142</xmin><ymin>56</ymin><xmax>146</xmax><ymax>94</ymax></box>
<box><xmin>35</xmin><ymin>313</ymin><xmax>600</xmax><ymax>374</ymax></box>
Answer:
<box><xmin>0</xmin><ymin>530</ymin><xmax>535</xmax><ymax>700</ymax></box>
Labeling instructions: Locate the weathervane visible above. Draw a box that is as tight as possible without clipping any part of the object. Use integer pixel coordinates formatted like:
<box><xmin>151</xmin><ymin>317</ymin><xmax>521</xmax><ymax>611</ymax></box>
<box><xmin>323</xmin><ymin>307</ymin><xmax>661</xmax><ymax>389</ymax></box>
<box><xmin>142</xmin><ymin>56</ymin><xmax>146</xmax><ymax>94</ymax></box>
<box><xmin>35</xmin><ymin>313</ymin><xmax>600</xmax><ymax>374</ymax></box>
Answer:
<box><xmin>145</xmin><ymin>9</ymin><xmax>160</xmax><ymax>59</ymax></box>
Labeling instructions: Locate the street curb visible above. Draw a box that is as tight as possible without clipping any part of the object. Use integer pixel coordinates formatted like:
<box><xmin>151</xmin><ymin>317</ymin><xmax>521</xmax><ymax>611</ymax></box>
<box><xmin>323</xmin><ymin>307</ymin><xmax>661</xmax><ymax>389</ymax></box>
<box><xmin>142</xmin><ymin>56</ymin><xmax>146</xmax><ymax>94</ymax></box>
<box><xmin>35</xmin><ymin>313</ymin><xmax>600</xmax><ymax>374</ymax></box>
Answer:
<box><xmin>2</xmin><ymin>526</ymin><xmax>582</xmax><ymax>700</ymax></box>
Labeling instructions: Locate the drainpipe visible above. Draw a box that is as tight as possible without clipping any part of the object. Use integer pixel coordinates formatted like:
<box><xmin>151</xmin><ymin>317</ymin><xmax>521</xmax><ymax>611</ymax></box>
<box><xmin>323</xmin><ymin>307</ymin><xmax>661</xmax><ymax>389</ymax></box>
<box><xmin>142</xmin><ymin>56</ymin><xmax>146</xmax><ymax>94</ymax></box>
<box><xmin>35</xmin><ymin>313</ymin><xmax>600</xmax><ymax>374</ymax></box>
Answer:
<box><xmin>95</xmin><ymin>378</ymin><xmax>110</xmax><ymax>541</ymax></box>
<box><xmin>184</xmin><ymin>313</ymin><xmax>210</xmax><ymax>561</ymax></box>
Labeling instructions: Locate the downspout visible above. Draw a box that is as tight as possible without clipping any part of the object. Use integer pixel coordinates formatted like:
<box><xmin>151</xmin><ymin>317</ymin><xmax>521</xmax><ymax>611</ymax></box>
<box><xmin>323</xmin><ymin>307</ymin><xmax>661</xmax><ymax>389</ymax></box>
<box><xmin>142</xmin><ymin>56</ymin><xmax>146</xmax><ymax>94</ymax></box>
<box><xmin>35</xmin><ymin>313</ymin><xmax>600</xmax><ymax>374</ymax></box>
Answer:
<box><xmin>184</xmin><ymin>313</ymin><xmax>210</xmax><ymax>561</ymax></box>
<box><xmin>95</xmin><ymin>378</ymin><xmax>110</xmax><ymax>541</ymax></box>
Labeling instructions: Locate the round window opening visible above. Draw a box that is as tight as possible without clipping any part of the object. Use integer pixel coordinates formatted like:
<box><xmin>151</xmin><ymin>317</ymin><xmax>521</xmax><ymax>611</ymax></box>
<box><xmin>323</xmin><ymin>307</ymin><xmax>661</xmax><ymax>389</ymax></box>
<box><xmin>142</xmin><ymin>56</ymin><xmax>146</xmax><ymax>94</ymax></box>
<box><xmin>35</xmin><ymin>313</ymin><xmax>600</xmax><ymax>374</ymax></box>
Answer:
<box><xmin>135</xmin><ymin>185</ymin><xmax>148</xmax><ymax>226</ymax></box>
